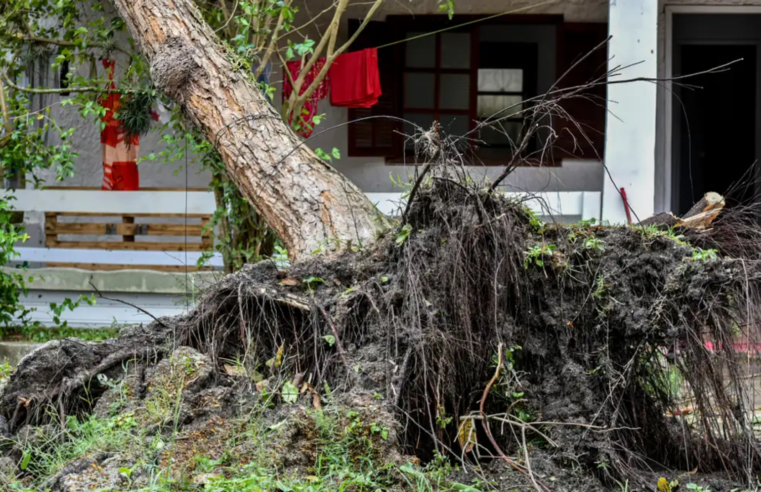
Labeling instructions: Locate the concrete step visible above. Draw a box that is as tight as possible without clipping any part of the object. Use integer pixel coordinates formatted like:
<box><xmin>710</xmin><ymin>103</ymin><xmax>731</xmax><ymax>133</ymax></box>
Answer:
<box><xmin>0</xmin><ymin>341</ymin><xmax>42</xmax><ymax>367</ymax></box>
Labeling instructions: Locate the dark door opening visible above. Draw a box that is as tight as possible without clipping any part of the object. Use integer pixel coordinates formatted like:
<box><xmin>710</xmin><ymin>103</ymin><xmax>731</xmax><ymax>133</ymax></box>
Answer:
<box><xmin>677</xmin><ymin>45</ymin><xmax>756</xmax><ymax>215</ymax></box>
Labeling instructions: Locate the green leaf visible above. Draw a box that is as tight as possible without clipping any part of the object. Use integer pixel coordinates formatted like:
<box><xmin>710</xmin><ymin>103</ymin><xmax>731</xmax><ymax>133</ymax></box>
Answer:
<box><xmin>322</xmin><ymin>334</ymin><xmax>335</xmax><ymax>347</ymax></box>
<box><xmin>396</xmin><ymin>224</ymin><xmax>412</xmax><ymax>246</ymax></box>
<box><xmin>20</xmin><ymin>450</ymin><xmax>31</xmax><ymax>470</ymax></box>
<box><xmin>282</xmin><ymin>380</ymin><xmax>299</xmax><ymax>404</ymax></box>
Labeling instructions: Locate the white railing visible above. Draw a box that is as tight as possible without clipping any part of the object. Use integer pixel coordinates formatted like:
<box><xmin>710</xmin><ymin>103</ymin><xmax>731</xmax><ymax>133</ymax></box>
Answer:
<box><xmin>366</xmin><ymin>191</ymin><xmax>602</xmax><ymax>221</ymax></box>
<box><xmin>11</xmin><ymin>189</ymin><xmax>601</xmax><ymax>269</ymax></box>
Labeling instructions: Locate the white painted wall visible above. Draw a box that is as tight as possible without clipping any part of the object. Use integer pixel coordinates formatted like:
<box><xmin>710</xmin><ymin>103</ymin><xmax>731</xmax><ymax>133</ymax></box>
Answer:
<box><xmin>602</xmin><ymin>0</ymin><xmax>658</xmax><ymax>224</ymax></box>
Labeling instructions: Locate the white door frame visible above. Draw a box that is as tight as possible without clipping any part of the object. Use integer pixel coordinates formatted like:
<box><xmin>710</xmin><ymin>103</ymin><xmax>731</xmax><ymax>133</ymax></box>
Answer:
<box><xmin>663</xmin><ymin>5</ymin><xmax>761</xmax><ymax>212</ymax></box>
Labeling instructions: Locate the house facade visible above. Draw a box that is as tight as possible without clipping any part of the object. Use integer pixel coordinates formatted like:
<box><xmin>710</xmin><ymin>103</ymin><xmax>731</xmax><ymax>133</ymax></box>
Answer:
<box><xmin>10</xmin><ymin>0</ymin><xmax>761</xmax><ymax>326</ymax></box>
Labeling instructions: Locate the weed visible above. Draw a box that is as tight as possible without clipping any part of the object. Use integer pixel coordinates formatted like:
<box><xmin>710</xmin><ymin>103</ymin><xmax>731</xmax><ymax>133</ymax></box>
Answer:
<box><xmin>690</xmin><ymin>248</ymin><xmax>718</xmax><ymax>262</ymax></box>
<box><xmin>523</xmin><ymin>243</ymin><xmax>556</xmax><ymax>268</ymax></box>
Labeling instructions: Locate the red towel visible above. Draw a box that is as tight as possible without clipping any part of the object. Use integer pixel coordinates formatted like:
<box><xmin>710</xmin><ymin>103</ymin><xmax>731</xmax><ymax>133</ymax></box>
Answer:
<box><xmin>330</xmin><ymin>48</ymin><xmax>382</xmax><ymax>108</ymax></box>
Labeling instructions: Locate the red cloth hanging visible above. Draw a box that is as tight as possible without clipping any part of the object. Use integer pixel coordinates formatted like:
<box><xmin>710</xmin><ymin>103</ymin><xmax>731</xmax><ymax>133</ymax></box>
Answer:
<box><xmin>100</xmin><ymin>60</ymin><xmax>139</xmax><ymax>190</ymax></box>
<box><xmin>282</xmin><ymin>58</ymin><xmax>330</xmax><ymax>137</ymax></box>
<box><xmin>111</xmin><ymin>162</ymin><xmax>140</xmax><ymax>191</ymax></box>
<box><xmin>329</xmin><ymin>49</ymin><xmax>382</xmax><ymax>108</ymax></box>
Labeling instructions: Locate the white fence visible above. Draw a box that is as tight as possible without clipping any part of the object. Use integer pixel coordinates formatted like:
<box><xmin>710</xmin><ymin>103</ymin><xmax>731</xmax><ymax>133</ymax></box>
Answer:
<box><xmin>12</xmin><ymin>189</ymin><xmax>601</xmax><ymax>268</ymax></box>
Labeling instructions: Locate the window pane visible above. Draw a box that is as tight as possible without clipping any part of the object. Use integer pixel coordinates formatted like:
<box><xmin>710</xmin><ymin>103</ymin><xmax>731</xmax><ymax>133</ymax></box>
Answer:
<box><xmin>477</xmin><ymin>95</ymin><xmax>522</xmax><ymax>119</ymax></box>
<box><xmin>404</xmin><ymin>113</ymin><xmax>436</xmax><ymax>149</ymax></box>
<box><xmin>406</xmin><ymin>32</ymin><xmax>436</xmax><ymax>68</ymax></box>
<box><xmin>441</xmin><ymin>33</ymin><xmax>470</xmax><ymax>69</ymax></box>
<box><xmin>440</xmin><ymin>114</ymin><xmax>470</xmax><ymax>138</ymax></box>
<box><xmin>478</xmin><ymin>69</ymin><xmax>523</xmax><ymax>92</ymax></box>
<box><xmin>439</xmin><ymin>74</ymin><xmax>470</xmax><ymax>110</ymax></box>
<box><xmin>479</xmin><ymin>121</ymin><xmax>522</xmax><ymax>147</ymax></box>
<box><xmin>405</xmin><ymin>73</ymin><xmax>436</xmax><ymax>109</ymax></box>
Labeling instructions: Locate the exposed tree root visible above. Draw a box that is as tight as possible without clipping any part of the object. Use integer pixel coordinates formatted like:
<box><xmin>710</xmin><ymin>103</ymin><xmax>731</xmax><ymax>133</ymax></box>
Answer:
<box><xmin>4</xmin><ymin>175</ymin><xmax>761</xmax><ymax>489</ymax></box>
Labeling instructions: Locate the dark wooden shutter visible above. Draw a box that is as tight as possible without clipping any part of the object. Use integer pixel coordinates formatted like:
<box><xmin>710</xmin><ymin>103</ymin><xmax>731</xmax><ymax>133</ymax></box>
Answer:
<box><xmin>347</xmin><ymin>19</ymin><xmax>402</xmax><ymax>157</ymax></box>
<box><xmin>554</xmin><ymin>22</ymin><xmax>608</xmax><ymax>160</ymax></box>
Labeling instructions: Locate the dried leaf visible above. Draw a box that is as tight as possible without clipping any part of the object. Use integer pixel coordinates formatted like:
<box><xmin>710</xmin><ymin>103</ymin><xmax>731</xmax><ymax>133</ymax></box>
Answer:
<box><xmin>280</xmin><ymin>277</ymin><xmax>300</xmax><ymax>287</ymax></box>
<box><xmin>223</xmin><ymin>364</ymin><xmax>245</xmax><ymax>377</ymax></box>
<box><xmin>266</xmin><ymin>345</ymin><xmax>284</xmax><ymax>370</ymax></box>
<box><xmin>458</xmin><ymin>418</ymin><xmax>476</xmax><ymax>453</ymax></box>
<box><xmin>255</xmin><ymin>379</ymin><xmax>269</xmax><ymax>393</ymax></box>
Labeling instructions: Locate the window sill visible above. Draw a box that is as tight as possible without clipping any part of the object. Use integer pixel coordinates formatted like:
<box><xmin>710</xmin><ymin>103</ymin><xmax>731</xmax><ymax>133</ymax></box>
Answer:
<box><xmin>383</xmin><ymin>154</ymin><xmax>563</xmax><ymax>167</ymax></box>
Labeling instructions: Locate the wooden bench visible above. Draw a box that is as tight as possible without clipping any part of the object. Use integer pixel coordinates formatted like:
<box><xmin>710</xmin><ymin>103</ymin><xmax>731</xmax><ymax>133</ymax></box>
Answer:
<box><xmin>44</xmin><ymin>212</ymin><xmax>213</xmax><ymax>271</ymax></box>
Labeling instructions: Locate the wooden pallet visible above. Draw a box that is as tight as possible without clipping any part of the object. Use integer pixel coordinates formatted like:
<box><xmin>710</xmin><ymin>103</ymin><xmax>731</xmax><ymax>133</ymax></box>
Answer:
<box><xmin>44</xmin><ymin>212</ymin><xmax>213</xmax><ymax>271</ymax></box>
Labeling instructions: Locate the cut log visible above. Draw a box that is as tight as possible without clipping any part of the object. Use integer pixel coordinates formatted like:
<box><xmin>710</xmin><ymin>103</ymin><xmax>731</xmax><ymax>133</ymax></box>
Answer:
<box><xmin>638</xmin><ymin>192</ymin><xmax>725</xmax><ymax>230</ymax></box>
<box><xmin>109</xmin><ymin>0</ymin><xmax>390</xmax><ymax>260</ymax></box>
<box><xmin>682</xmin><ymin>191</ymin><xmax>725</xmax><ymax>220</ymax></box>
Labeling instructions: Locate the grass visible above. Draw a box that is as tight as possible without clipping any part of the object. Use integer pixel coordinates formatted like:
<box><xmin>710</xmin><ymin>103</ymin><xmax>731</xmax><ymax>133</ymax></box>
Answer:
<box><xmin>1</xmin><ymin>369</ymin><xmax>483</xmax><ymax>492</ymax></box>
<box><xmin>0</xmin><ymin>325</ymin><xmax>120</xmax><ymax>343</ymax></box>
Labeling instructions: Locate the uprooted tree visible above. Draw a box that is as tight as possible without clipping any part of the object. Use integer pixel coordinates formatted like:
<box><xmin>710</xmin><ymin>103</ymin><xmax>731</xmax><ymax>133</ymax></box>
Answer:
<box><xmin>5</xmin><ymin>0</ymin><xmax>761</xmax><ymax>490</ymax></box>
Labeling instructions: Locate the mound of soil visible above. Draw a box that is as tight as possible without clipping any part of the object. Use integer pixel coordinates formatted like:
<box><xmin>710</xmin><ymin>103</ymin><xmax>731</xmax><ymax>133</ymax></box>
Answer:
<box><xmin>2</xmin><ymin>179</ymin><xmax>761</xmax><ymax>490</ymax></box>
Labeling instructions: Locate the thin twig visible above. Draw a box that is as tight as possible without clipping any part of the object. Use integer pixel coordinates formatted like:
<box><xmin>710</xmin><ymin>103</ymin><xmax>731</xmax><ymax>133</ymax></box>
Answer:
<box><xmin>89</xmin><ymin>281</ymin><xmax>170</xmax><ymax>328</ymax></box>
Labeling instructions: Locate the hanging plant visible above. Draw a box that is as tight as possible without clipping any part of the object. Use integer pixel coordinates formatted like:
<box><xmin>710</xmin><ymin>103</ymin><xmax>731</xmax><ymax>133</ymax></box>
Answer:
<box><xmin>115</xmin><ymin>91</ymin><xmax>155</xmax><ymax>143</ymax></box>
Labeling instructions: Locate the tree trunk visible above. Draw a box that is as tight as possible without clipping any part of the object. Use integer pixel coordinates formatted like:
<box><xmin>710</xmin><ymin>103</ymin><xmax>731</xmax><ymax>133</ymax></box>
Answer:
<box><xmin>111</xmin><ymin>0</ymin><xmax>389</xmax><ymax>260</ymax></box>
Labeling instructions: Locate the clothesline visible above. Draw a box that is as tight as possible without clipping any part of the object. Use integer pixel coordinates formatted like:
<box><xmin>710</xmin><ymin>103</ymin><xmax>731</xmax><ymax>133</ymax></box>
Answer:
<box><xmin>374</xmin><ymin>0</ymin><xmax>555</xmax><ymax>50</ymax></box>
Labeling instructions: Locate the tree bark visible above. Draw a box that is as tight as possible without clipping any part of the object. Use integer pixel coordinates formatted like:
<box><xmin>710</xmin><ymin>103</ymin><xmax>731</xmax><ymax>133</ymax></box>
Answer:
<box><xmin>110</xmin><ymin>0</ymin><xmax>389</xmax><ymax>259</ymax></box>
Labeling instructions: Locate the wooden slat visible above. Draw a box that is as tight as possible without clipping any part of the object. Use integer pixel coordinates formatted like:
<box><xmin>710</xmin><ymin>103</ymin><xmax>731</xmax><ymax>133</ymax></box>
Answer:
<box><xmin>50</xmin><ymin>212</ymin><xmax>211</xmax><ymax>218</ymax></box>
<box><xmin>123</xmin><ymin>216</ymin><xmax>135</xmax><ymax>243</ymax></box>
<box><xmin>49</xmin><ymin>241</ymin><xmax>207</xmax><ymax>251</ymax></box>
<box><xmin>45</xmin><ymin>213</ymin><xmax>59</xmax><ymax>248</ymax></box>
<box><xmin>201</xmin><ymin>217</ymin><xmax>212</xmax><ymax>249</ymax></box>
<box><xmin>46</xmin><ymin>262</ymin><xmax>214</xmax><ymax>272</ymax></box>
<box><xmin>14</xmin><ymin>247</ymin><xmax>224</xmax><ymax>267</ymax></box>
<box><xmin>44</xmin><ymin>186</ymin><xmax>209</xmax><ymax>191</ymax></box>
<box><xmin>45</xmin><ymin>222</ymin><xmax>206</xmax><ymax>236</ymax></box>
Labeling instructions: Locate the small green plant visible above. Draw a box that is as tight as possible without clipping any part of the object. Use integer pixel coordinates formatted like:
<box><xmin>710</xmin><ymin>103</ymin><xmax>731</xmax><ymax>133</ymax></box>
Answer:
<box><xmin>523</xmin><ymin>243</ymin><xmax>556</xmax><ymax>268</ymax></box>
<box><xmin>303</xmin><ymin>276</ymin><xmax>325</xmax><ymax>293</ymax></box>
<box><xmin>690</xmin><ymin>248</ymin><xmax>718</xmax><ymax>262</ymax></box>
<box><xmin>49</xmin><ymin>294</ymin><xmax>97</xmax><ymax>329</ymax></box>
<box><xmin>435</xmin><ymin>406</ymin><xmax>453</xmax><ymax>429</ymax></box>
<box><xmin>525</xmin><ymin>209</ymin><xmax>545</xmax><ymax>234</ymax></box>
<box><xmin>583</xmin><ymin>236</ymin><xmax>605</xmax><ymax>252</ymax></box>
<box><xmin>272</xmin><ymin>245</ymin><xmax>290</xmax><ymax>270</ymax></box>
<box><xmin>396</xmin><ymin>223</ymin><xmax>413</xmax><ymax>246</ymax></box>
<box><xmin>686</xmin><ymin>484</ymin><xmax>712</xmax><ymax>492</ymax></box>
<box><xmin>593</xmin><ymin>274</ymin><xmax>607</xmax><ymax>299</ymax></box>
<box><xmin>322</xmin><ymin>334</ymin><xmax>336</xmax><ymax>346</ymax></box>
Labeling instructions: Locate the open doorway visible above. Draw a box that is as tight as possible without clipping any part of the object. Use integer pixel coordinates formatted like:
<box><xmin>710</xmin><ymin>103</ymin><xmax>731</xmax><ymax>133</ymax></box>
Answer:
<box><xmin>676</xmin><ymin>44</ymin><xmax>756</xmax><ymax>215</ymax></box>
<box><xmin>669</xmin><ymin>13</ymin><xmax>761</xmax><ymax>216</ymax></box>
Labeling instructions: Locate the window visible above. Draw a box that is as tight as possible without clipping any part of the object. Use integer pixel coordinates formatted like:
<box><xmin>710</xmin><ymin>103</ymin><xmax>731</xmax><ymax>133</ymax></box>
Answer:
<box><xmin>399</xmin><ymin>26</ymin><xmax>539</xmax><ymax>159</ymax></box>
<box><xmin>347</xmin><ymin>17</ymin><xmax>607</xmax><ymax>163</ymax></box>
<box><xmin>476</xmin><ymin>43</ymin><xmax>537</xmax><ymax>157</ymax></box>
<box><xmin>402</xmin><ymin>31</ymin><xmax>472</xmax><ymax>148</ymax></box>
